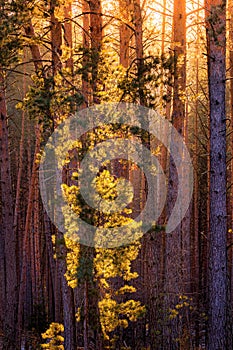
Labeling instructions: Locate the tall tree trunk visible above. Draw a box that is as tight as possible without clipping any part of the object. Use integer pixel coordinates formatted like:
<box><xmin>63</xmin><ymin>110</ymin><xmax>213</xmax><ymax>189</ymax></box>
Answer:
<box><xmin>50</xmin><ymin>4</ymin><xmax>77</xmax><ymax>347</ymax></box>
<box><xmin>192</xmin><ymin>13</ymin><xmax>200</xmax><ymax>346</ymax></box>
<box><xmin>24</xmin><ymin>20</ymin><xmax>44</xmax><ymax>73</ymax></box>
<box><xmin>80</xmin><ymin>2</ymin><xmax>104</xmax><ymax>348</ymax></box>
<box><xmin>63</xmin><ymin>2</ymin><xmax>74</xmax><ymax>71</ymax></box>
<box><xmin>17</xmin><ymin>123</ymin><xmax>42</xmax><ymax>339</ymax></box>
<box><xmin>89</xmin><ymin>0</ymin><xmax>102</xmax><ymax>104</ymax></box>
<box><xmin>33</xmin><ymin>172</ymin><xmax>43</xmax><ymax>307</ymax></box>
<box><xmin>82</xmin><ymin>0</ymin><xmax>90</xmax><ymax>108</ymax></box>
<box><xmin>119</xmin><ymin>0</ymin><xmax>131</xmax><ymax>68</ymax></box>
<box><xmin>13</xmin><ymin>61</ymin><xmax>26</xmax><ymax>234</ymax></box>
<box><xmin>83</xmin><ymin>279</ymin><xmax>89</xmax><ymax>350</ymax></box>
<box><xmin>0</xmin><ymin>72</ymin><xmax>17</xmax><ymax>348</ymax></box>
<box><xmin>132</xmin><ymin>0</ymin><xmax>145</xmax><ymax>106</ymax></box>
<box><xmin>163</xmin><ymin>0</ymin><xmax>187</xmax><ymax>347</ymax></box>
<box><xmin>56</xmin><ymin>236</ymin><xmax>77</xmax><ymax>350</ymax></box>
<box><xmin>17</xmin><ymin>22</ymin><xmax>45</xmax><ymax>345</ymax></box>
<box><xmin>50</xmin><ymin>0</ymin><xmax>62</xmax><ymax>76</ymax></box>
<box><xmin>205</xmin><ymin>0</ymin><xmax>227</xmax><ymax>348</ymax></box>
<box><xmin>228</xmin><ymin>0</ymin><xmax>233</xmax><ymax>345</ymax></box>
<box><xmin>44</xmin><ymin>211</ymin><xmax>57</xmax><ymax>322</ymax></box>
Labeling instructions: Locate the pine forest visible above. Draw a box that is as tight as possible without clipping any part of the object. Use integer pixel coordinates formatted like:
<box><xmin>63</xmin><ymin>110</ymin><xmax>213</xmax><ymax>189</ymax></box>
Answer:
<box><xmin>0</xmin><ymin>0</ymin><xmax>232</xmax><ymax>349</ymax></box>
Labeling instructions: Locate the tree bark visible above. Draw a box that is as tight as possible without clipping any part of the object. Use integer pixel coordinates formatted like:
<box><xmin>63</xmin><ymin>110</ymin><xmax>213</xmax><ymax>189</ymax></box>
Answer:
<box><xmin>82</xmin><ymin>0</ymin><xmax>90</xmax><ymax>108</ymax></box>
<box><xmin>24</xmin><ymin>20</ymin><xmax>44</xmax><ymax>74</ymax></box>
<box><xmin>0</xmin><ymin>72</ymin><xmax>17</xmax><ymax>348</ymax></box>
<box><xmin>50</xmin><ymin>4</ymin><xmax>77</xmax><ymax>347</ymax></box>
<box><xmin>119</xmin><ymin>0</ymin><xmax>131</xmax><ymax>68</ymax></box>
<box><xmin>164</xmin><ymin>0</ymin><xmax>187</xmax><ymax>347</ymax></box>
<box><xmin>228</xmin><ymin>1</ymin><xmax>233</xmax><ymax>345</ymax></box>
<box><xmin>89</xmin><ymin>0</ymin><xmax>102</xmax><ymax>104</ymax></box>
<box><xmin>132</xmin><ymin>0</ymin><xmax>145</xmax><ymax>106</ymax></box>
<box><xmin>63</xmin><ymin>2</ymin><xmax>74</xmax><ymax>71</ymax></box>
<box><xmin>205</xmin><ymin>0</ymin><xmax>227</xmax><ymax>348</ymax></box>
<box><xmin>50</xmin><ymin>0</ymin><xmax>62</xmax><ymax>75</ymax></box>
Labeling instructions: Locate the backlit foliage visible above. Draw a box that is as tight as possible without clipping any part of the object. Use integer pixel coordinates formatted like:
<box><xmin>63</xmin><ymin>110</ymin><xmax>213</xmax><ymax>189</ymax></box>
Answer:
<box><xmin>60</xmin><ymin>124</ymin><xmax>146</xmax><ymax>342</ymax></box>
<box><xmin>41</xmin><ymin>323</ymin><xmax>64</xmax><ymax>350</ymax></box>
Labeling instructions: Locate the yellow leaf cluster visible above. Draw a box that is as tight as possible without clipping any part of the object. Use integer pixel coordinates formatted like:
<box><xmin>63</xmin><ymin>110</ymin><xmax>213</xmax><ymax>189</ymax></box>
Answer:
<box><xmin>41</xmin><ymin>323</ymin><xmax>64</xmax><ymax>349</ymax></box>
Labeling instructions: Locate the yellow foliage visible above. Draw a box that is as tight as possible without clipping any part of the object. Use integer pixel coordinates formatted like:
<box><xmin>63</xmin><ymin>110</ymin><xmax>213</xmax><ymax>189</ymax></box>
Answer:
<box><xmin>98</xmin><ymin>296</ymin><xmax>145</xmax><ymax>339</ymax></box>
<box><xmin>116</xmin><ymin>285</ymin><xmax>136</xmax><ymax>295</ymax></box>
<box><xmin>41</xmin><ymin>323</ymin><xmax>64</xmax><ymax>349</ymax></box>
<box><xmin>169</xmin><ymin>308</ymin><xmax>179</xmax><ymax>320</ymax></box>
<box><xmin>169</xmin><ymin>295</ymin><xmax>194</xmax><ymax>319</ymax></box>
<box><xmin>58</xmin><ymin>129</ymin><xmax>146</xmax><ymax>342</ymax></box>
<box><xmin>64</xmin><ymin>234</ymin><xmax>80</xmax><ymax>288</ymax></box>
<box><xmin>75</xmin><ymin>308</ymin><xmax>81</xmax><ymax>322</ymax></box>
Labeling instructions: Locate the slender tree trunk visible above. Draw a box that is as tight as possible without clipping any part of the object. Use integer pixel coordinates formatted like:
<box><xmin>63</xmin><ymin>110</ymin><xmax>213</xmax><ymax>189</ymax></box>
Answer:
<box><xmin>89</xmin><ymin>0</ymin><xmax>102</xmax><ymax>104</ymax></box>
<box><xmin>63</xmin><ymin>2</ymin><xmax>74</xmax><ymax>71</ymax></box>
<box><xmin>132</xmin><ymin>0</ymin><xmax>145</xmax><ymax>106</ymax></box>
<box><xmin>228</xmin><ymin>1</ymin><xmax>233</xmax><ymax>345</ymax></box>
<box><xmin>50</xmin><ymin>0</ymin><xmax>62</xmax><ymax>76</ymax></box>
<box><xmin>57</xmin><ymin>238</ymin><xmax>77</xmax><ymax>350</ymax></box>
<box><xmin>17</xmin><ymin>123</ymin><xmax>42</xmax><ymax>338</ymax></box>
<box><xmin>229</xmin><ymin>0</ymin><xmax>233</xmax><ymax>261</ymax></box>
<box><xmin>164</xmin><ymin>0</ymin><xmax>187</xmax><ymax>347</ymax></box>
<box><xmin>33</xmin><ymin>172</ymin><xmax>43</xmax><ymax>306</ymax></box>
<box><xmin>17</xmin><ymin>23</ymin><xmax>45</xmax><ymax>344</ymax></box>
<box><xmin>82</xmin><ymin>0</ymin><xmax>90</xmax><ymax>108</ymax></box>
<box><xmin>192</xmin><ymin>15</ymin><xmax>200</xmax><ymax>346</ymax></box>
<box><xmin>50</xmin><ymin>4</ymin><xmax>77</xmax><ymax>347</ymax></box>
<box><xmin>80</xmin><ymin>2</ymin><xmax>104</xmax><ymax>348</ymax></box>
<box><xmin>13</xmin><ymin>77</ymin><xmax>26</xmax><ymax>234</ymax></box>
<box><xmin>119</xmin><ymin>0</ymin><xmax>131</xmax><ymax>68</ymax></box>
<box><xmin>24</xmin><ymin>20</ymin><xmax>44</xmax><ymax>73</ymax></box>
<box><xmin>84</xmin><ymin>279</ymin><xmax>89</xmax><ymax>350</ymax></box>
<box><xmin>0</xmin><ymin>221</ymin><xmax>4</xmax><ymax>338</ymax></box>
<box><xmin>205</xmin><ymin>0</ymin><xmax>227</xmax><ymax>348</ymax></box>
<box><xmin>44</xmin><ymin>211</ymin><xmax>57</xmax><ymax>321</ymax></box>
<box><xmin>0</xmin><ymin>72</ymin><xmax>17</xmax><ymax>348</ymax></box>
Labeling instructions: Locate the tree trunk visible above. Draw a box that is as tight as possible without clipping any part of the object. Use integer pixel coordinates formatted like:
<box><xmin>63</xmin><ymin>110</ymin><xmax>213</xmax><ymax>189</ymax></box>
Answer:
<box><xmin>50</xmin><ymin>4</ymin><xmax>77</xmax><ymax>347</ymax></box>
<box><xmin>50</xmin><ymin>0</ymin><xmax>62</xmax><ymax>76</ymax></box>
<box><xmin>0</xmin><ymin>72</ymin><xmax>17</xmax><ymax>348</ymax></box>
<box><xmin>89</xmin><ymin>0</ymin><xmax>102</xmax><ymax>104</ymax></box>
<box><xmin>119</xmin><ymin>0</ymin><xmax>131</xmax><ymax>68</ymax></box>
<box><xmin>228</xmin><ymin>0</ymin><xmax>233</xmax><ymax>346</ymax></box>
<box><xmin>82</xmin><ymin>0</ymin><xmax>90</xmax><ymax>108</ymax></box>
<box><xmin>205</xmin><ymin>0</ymin><xmax>227</xmax><ymax>348</ymax></box>
<box><xmin>24</xmin><ymin>20</ymin><xmax>44</xmax><ymax>73</ymax></box>
<box><xmin>17</xmin><ymin>24</ymin><xmax>44</xmax><ymax>344</ymax></box>
<box><xmin>17</xmin><ymin>123</ymin><xmax>42</xmax><ymax>338</ymax></box>
<box><xmin>132</xmin><ymin>0</ymin><xmax>145</xmax><ymax>106</ymax></box>
<box><xmin>192</xmin><ymin>16</ymin><xmax>200</xmax><ymax>346</ymax></box>
<box><xmin>63</xmin><ymin>2</ymin><xmax>74</xmax><ymax>71</ymax></box>
<box><xmin>163</xmin><ymin>0</ymin><xmax>187</xmax><ymax>347</ymax></box>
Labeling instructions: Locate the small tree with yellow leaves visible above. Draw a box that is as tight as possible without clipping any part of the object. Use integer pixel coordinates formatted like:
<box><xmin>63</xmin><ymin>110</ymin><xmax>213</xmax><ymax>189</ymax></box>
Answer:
<box><xmin>60</xmin><ymin>124</ymin><xmax>146</xmax><ymax>347</ymax></box>
<box><xmin>41</xmin><ymin>323</ymin><xmax>64</xmax><ymax>350</ymax></box>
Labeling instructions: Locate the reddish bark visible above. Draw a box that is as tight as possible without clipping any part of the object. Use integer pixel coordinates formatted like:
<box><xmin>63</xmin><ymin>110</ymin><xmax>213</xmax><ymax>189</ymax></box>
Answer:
<box><xmin>89</xmin><ymin>0</ymin><xmax>103</xmax><ymax>104</ymax></box>
<box><xmin>0</xmin><ymin>72</ymin><xmax>17</xmax><ymax>347</ymax></box>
